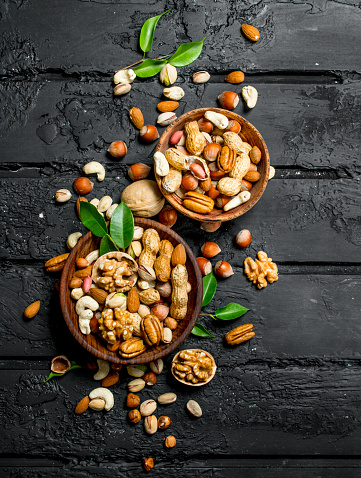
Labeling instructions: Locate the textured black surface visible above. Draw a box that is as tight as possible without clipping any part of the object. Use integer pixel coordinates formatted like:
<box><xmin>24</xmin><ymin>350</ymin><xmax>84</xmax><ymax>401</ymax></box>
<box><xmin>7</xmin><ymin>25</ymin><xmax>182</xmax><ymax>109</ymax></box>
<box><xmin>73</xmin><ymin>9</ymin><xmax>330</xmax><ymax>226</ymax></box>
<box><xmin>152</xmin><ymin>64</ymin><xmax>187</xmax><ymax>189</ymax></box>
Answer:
<box><xmin>0</xmin><ymin>0</ymin><xmax>361</xmax><ymax>476</ymax></box>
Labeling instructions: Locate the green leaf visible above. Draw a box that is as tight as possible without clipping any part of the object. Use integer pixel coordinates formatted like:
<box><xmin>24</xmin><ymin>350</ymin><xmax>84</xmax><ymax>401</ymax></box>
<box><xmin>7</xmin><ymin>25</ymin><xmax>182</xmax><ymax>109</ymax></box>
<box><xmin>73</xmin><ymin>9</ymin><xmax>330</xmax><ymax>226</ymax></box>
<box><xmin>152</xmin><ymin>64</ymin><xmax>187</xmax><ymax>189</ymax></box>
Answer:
<box><xmin>169</xmin><ymin>36</ymin><xmax>207</xmax><ymax>67</ymax></box>
<box><xmin>43</xmin><ymin>364</ymin><xmax>82</xmax><ymax>384</ymax></box>
<box><xmin>191</xmin><ymin>323</ymin><xmax>214</xmax><ymax>338</ymax></box>
<box><xmin>109</xmin><ymin>202</ymin><xmax>134</xmax><ymax>249</ymax></box>
<box><xmin>202</xmin><ymin>272</ymin><xmax>217</xmax><ymax>307</ymax></box>
<box><xmin>79</xmin><ymin>201</ymin><xmax>108</xmax><ymax>237</ymax></box>
<box><xmin>100</xmin><ymin>235</ymin><xmax>118</xmax><ymax>256</ymax></box>
<box><xmin>134</xmin><ymin>58</ymin><xmax>168</xmax><ymax>78</ymax></box>
<box><xmin>215</xmin><ymin>303</ymin><xmax>250</xmax><ymax>320</ymax></box>
<box><xmin>139</xmin><ymin>10</ymin><xmax>170</xmax><ymax>53</ymax></box>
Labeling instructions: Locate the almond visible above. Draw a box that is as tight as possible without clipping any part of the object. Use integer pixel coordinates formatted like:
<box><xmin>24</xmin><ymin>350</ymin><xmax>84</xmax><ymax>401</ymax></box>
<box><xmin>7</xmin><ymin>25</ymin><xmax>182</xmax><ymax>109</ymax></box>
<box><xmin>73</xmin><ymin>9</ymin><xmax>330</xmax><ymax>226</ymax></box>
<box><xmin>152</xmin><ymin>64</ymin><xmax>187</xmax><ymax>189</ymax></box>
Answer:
<box><xmin>129</xmin><ymin>107</ymin><xmax>144</xmax><ymax>129</ymax></box>
<box><xmin>127</xmin><ymin>287</ymin><xmax>140</xmax><ymax>313</ymax></box>
<box><xmin>241</xmin><ymin>24</ymin><xmax>260</xmax><ymax>42</ymax></box>
<box><xmin>102</xmin><ymin>371</ymin><xmax>120</xmax><ymax>388</ymax></box>
<box><xmin>171</xmin><ymin>243</ymin><xmax>187</xmax><ymax>266</ymax></box>
<box><xmin>73</xmin><ymin>264</ymin><xmax>93</xmax><ymax>278</ymax></box>
<box><xmin>225</xmin><ymin>71</ymin><xmax>245</xmax><ymax>84</ymax></box>
<box><xmin>88</xmin><ymin>288</ymin><xmax>108</xmax><ymax>305</ymax></box>
<box><xmin>75</xmin><ymin>396</ymin><xmax>90</xmax><ymax>415</ymax></box>
<box><xmin>157</xmin><ymin>101</ymin><xmax>179</xmax><ymax>112</ymax></box>
<box><xmin>24</xmin><ymin>300</ymin><xmax>40</xmax><ymax>319</ymax></box>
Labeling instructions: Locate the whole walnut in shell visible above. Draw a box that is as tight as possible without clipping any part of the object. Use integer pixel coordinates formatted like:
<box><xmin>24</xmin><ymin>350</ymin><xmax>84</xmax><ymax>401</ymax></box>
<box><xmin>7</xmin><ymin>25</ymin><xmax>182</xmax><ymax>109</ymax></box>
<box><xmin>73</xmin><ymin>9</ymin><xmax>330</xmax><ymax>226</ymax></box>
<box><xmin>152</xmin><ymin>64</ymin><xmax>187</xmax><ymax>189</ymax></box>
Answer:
<box><xmin>121</xmin><ymin>180</ymin><xmax>165</xmax><ymax>218</ymax></box>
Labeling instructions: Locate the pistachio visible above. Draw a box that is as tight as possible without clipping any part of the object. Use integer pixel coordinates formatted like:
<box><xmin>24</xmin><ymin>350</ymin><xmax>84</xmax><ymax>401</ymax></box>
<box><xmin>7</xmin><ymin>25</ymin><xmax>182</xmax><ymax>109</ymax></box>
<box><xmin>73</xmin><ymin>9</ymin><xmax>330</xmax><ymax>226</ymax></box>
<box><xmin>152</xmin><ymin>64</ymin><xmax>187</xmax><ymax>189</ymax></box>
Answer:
<box><xmin>113</xmin><ymin>83</ymin><xmax>131</xmax><ymax>96</ymax></box>
<box><xmin>193</xmin><ymin>71</ymin><xmax>210</xmax><ymax>84</ymax></box>
<box><xmin>88</xmin><ymin>398</ymin><xmax>106</xmax><ymax>411</ymax></box>
<box><xmin>127</xmin><ymin>365</ymin><xmax>147</xmax><ymax>378</ymax></box>
<box><xmin>150</xmin><ymin>358</ymin><xmax>164</xmax><ymax>375</ymax></box>
<box><xmin>157</xmin><ymin>112</ymin><xmax>177</xmax><ymax>127</ymax></box>
<box><xmin>158</xmin><ymin>392</ymin><xmax>177</xmax><ymax>405</ymax></box>
<box><xmin>113</xmin><ymin>68</ymin><xmax>136</xmax><ymax>85</ymax></box>
<box><xmin>55</xmin><ymin>189</ymin><xmax>72</xmax><ymax>203</ymax></box>
<box><xmin>187</xmin><ymin>399</ymin><xmax>202</xmax><ymax>417</ymax></box>
<box><xmin>159</xmin><ymin>63</ymin><xmax>177</xmax><ymax>86</ymax></box>
<box><xmin>144</xmin><ymin>415</ymin><xmax>158</xmax><ymax>435</ymax></box>
<box><xmin>128</xmin><ymin>378</ymin><xmax>145</xmax><ymax>392</ymax></box>
<box><xmin>140</xmin><ymin>399</ymin><xmax>157</xmax><ymax>417</ymax></box>
<box><xmin>127</xmin><ymin>240</ymin><xmax>142</xmax><ymax>258</ymax></box>
<box><xmin>138</xmin><ymin>265</ymin><xmax>156</xmax><ymax>281</ymax></box>
<box><xmin>163</xmin><ymin>86</ymin><xmax>185</xmax><ymax>101</ymax></box>
<box><xmin>163</xmin><ymin>327</ymin><xmax>173</xmax><ymax>344</ymax></box>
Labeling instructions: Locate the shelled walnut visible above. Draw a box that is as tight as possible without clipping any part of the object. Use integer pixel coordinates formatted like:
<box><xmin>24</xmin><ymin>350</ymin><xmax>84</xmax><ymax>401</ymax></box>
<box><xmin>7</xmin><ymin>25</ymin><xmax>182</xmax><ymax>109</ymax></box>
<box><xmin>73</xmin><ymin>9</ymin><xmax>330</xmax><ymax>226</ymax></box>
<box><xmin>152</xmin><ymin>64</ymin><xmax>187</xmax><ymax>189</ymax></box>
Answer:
<box><xmin>172</xmin><ymin>349</ymin><xmax>213</xmax><ymax>384</ymax></box>
<box><xmin>244</xmin><ymin>251</ymin><xmax>278</xmax><ymax>289</ymax></box>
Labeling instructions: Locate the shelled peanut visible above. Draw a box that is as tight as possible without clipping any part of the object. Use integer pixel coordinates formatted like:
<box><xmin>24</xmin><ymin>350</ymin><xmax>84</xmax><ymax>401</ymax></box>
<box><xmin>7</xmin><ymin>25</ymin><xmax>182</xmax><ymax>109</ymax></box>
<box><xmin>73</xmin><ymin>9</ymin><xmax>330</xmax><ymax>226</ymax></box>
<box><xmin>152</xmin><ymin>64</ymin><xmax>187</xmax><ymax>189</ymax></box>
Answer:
<box><xmin>69</xmin><ymin>227</ymin><xmax>190</xmax><ymax>358</ymax></box>
<box><xmin>154</xmin><ymin>110</ymin><xmax>264</xmax><ymax>214</ymax></box>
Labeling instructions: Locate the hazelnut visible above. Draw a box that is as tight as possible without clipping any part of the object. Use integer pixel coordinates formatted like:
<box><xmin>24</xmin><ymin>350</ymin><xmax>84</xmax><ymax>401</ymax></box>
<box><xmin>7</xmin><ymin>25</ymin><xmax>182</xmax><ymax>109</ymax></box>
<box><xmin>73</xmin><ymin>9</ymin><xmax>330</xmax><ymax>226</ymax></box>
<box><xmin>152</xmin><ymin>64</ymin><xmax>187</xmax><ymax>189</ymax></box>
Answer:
<box><xmin>143</xmin><ymin>457</ymin><xmax>154</xmax><ymax>472</ymax></box>
<box><xmin>73</xmin><ymin>177</ymin><xmax>93</xmax><ymax>195</ymax></box>
<box><xmin>200</xmin><ymin>221</ymin><xmax>221</xmax><ymax>233</ymax></box>
<box><xmin>128</xmin><ymin>409</ymin><xmax>141</xmax><ymax>424</ymax></box>
<box><xmin>164</xmin><ymin>317</ymin><xmax>178</xmax><ymax>330</ymax></box>
<box><xmin>126</xmin><ymin>393</ymin><xmax>140</xmax><ymax>408</ymax></box>
<box><xmin>214</xmin><ymin>260</ymin><xmax>234</xmax><ymax>278</ymax></box>
<box><xmin>69</xmin><ymin>277</ymin><xmax>83</xmax><ymax>289</ymax></box>
<box><xmin>206</xmin><ymin>184</ymin><xmax>220</xmax><ymax>200</ymax></box>
<box><xmin>128</xmin><ymin>163</ymin><xmax>151</xmax><ymax>181</ymax></box>
<box><xmin>201</xmin><ymin>241</ymin><xmax>221</xmax><ymax>258</ymax></box>
<box><xmin>241</xmin><ymin>179</ymin><xmax>253</xmax><ymax>192</ymax></box>
<box><xmin>197</xmin><ymin>117</ymin><xmax>213</xmax><ymax>133</ymax></box>
<box><xmin>107</xmin><ymin>140</ymin><xmax>127</xmax><ymax>158</ymax></box>
<box><xmin>215</xmin><ymin>194</ymin><xmax>232</xmax><ymax>209</ymax></box>
<box><xmin>203</xmin><ymin>142</ymin><xmax>222</xmax><ymax>162</ymax></box>
<box><xmin>181</xmin><ymin>172</ymin><xmax>199</xmax><ymax>191</ymax></box>
<box><xmin>151</xmin><ymin>303</ymin><xmax>169</xmax><ymax>321</ymax></box>
<box><xmin>143</xmin><ymin>371</ymin><xmax>157</xmax><ymax>386</ymax></box>
<box><xmin>218</xmin><ymin>91</ymin><xmax>240</xmax><ymax>110</ymax></box>
<box><xmin>110</xmin><ymin>363</ymin><xmax>123</xmax><ymax>371</ymax></box>
<box><xmin>196</xmin><ymin>257</ymin><xmax>212</xmax><ymax>276</ymax></box>
<box><xmin>209</xmin><ymin>164</ymin><xmax>226</xmax><ymax>180</ymax></box>
<box><xmin>156</xmin><ymin>281</ymin><xmax>172</xmax><ymax>298</ymax></box>
<box><xmin>236</xmin><ymin>229</ymin><xmax>252</xmax><ymax>248</ymax></box>
<box><xmin>89</xmin><ymin>316</ymin><xmax>100</xmax><ymax>334</ymax></box>
<box><xmin>224</xmin><ymin>119</ymin><xmax>241</xmax><ymax>134</ymax></box>
<box><xmin>140</xmin><ymin>125</ymin><xmax>160</xmax><ymax>142</ymax></box>
<box><xmin>76</xmin><ymin>258</ymin><xmax>88</xmax><ymax>269</ymax></box>
<box><xmin>158</xmin><ymin>205</ymin><xmax>177</xmax><ymax>228</ymax></box>
<box><xmin>158</xmin><ymin>416</ymin><xmax>171</xmax><ymax>429</ymax></box>
<box><xmin>165</xmin><ymin>435</ymin><xmax>176</xmax><ymax>448</ymax></box>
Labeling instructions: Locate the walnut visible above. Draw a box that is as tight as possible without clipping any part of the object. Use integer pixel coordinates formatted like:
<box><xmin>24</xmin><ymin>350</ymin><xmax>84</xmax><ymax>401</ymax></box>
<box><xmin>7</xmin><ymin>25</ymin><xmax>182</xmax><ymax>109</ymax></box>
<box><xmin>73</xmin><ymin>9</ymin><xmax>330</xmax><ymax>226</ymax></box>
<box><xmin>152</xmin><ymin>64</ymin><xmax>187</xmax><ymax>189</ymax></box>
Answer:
<box><xmin>97</xmin><ymin>258</ymin><xmax>136</xmax><ymax>293</ymax></box>
<box><xmin>99</xmin><ymin>308</ymin><xmax>135</xmax><ymax>343</ymax></box>
<box><xmin>244</xmin><ymin>251</ymin><xmax>278</xmax><ymax>289</ymax></box>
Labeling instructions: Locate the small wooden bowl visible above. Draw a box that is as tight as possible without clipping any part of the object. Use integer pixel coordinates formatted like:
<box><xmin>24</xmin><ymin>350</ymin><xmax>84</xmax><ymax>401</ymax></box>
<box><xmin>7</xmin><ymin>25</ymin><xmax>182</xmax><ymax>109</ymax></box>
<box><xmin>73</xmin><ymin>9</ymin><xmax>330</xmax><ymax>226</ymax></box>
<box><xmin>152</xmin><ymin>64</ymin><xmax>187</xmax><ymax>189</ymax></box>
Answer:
<box><xmin>171</xmin><ymin>349</ymin><xmax>217</xmax><ymax>387</ymax></box>
<box><xmin>60</xmin><ymin>218</ymin><xmax>203</xmax><ymax>365</ymax></box>
<box><xmin>155</xmin><ymin>107</ymin><xmax>270</xmax><ymax>223</ymax></box>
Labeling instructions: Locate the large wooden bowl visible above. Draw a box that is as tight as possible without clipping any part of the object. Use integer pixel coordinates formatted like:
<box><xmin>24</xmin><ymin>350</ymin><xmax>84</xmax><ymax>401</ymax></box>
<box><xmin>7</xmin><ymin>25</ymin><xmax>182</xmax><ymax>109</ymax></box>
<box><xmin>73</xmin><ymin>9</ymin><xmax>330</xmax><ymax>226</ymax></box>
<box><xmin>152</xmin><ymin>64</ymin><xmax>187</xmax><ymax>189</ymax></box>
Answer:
<box><xmin>155</xmin><ymin>107</ymin><xmax>270</xmax><ymax>223</ymax></box>
<box><xmin>60</xmin><ymin>218</ymin><xmax>203</xmax><ymax>364</ymax></box>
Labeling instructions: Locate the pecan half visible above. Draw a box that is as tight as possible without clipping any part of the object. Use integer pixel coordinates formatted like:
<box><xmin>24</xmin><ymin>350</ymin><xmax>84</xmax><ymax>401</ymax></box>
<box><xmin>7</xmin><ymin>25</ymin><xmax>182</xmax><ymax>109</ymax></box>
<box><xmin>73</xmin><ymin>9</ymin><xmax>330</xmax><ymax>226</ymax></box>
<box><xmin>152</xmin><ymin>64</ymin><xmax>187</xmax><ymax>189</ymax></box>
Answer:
<box><xmin>119</xmin><ymin>337</ymin><xmax>147</xmax><ymax>358</ymax></box>
<box><xmin>44</xmin><ymin>253</ymin><xmax>70</xmax><ymax>272</ymax></box>
<box><xmin>225</xmin><ymin>324</ymin><xmax>255</xmax><ymax>345</ymax></box>
<box><xmin>217</xmin><ymin>146</ymin><xmax>237</xmax><ymax>172</ymax></box>
<box><xmin>183</xmin><ymin>191</ymin><xmax>214</xmax><ymax>214</ymax></box>
<box><xmin>141</xmin><ymin>314</ymin><xmax>164</xmax><ymax>346</ymax></box>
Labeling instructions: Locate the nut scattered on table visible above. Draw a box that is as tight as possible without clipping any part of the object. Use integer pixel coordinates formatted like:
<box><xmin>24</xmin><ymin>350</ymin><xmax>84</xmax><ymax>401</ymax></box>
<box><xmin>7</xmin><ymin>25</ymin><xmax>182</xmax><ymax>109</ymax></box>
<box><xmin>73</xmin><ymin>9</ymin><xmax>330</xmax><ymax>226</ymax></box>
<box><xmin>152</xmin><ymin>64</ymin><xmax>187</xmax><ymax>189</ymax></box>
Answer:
<box><xmin>225</xmin><ymin>323</ymin><xmax>255</xmax><ymax>345</ymax></box>
<box><xmin>186</xmin><ymin>399</ymin><xmax>202</xmax><ymax>417</ymax></box>
<box><xmin>244</xmin><ymin>251</ymin><xmax>278</xmax><ymax>289</ymax></box>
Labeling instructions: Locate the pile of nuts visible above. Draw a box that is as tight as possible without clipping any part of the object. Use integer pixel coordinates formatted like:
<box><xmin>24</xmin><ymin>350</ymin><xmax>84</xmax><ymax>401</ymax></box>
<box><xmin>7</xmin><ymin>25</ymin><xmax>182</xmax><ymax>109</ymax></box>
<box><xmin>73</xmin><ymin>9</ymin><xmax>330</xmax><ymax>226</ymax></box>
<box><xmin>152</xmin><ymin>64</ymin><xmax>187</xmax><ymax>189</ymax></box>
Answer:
<box><xmin>69</xmin><ymin>226</ymin><xmax>191</xmax><ymax>358</ymax></box>
<box><xmin>153</xmin><ymin>110</ymin><xmax>264</xmax><ymax>214</ymax></box>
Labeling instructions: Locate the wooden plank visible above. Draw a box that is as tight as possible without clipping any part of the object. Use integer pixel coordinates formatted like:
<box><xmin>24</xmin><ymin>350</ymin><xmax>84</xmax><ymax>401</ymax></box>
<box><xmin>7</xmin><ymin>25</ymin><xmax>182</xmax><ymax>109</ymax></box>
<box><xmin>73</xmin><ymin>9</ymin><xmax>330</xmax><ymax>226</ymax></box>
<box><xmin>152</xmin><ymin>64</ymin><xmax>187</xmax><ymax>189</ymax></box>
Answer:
<box><xmin>1</xmin><ymin>262</ymin><xmax>360</xmax><ymax>358</ymax></box>
<box><xmin>1</xmin><ymin>458</ymin><xmax>361</xmax><ymax>478</ymax></box>
<box><xmin>0</xmin><ymin>81</ymin><xmax>360</xmax><ymax>175</ymax></box>
<box><xmin>0</xmin><ymin>364</ymin><xmax>360</xmax><ymax>457</ymax></box>
<box><xmin>0</xmin><ymin>1</ymin><xmax>360</xmax><ymax>75</ymax></box>
<box><xmin>0</xmin><ymin>176</ymin><xmax>360</xmax><ymax>262</ymax></box>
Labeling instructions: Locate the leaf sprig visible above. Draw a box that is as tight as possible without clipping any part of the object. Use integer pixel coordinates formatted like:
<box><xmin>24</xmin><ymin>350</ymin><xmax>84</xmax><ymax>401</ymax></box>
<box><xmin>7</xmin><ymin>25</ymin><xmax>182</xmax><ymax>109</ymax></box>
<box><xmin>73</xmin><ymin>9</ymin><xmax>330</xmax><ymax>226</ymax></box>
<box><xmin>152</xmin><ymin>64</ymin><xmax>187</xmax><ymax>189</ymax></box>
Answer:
<box><xmin>192</xmin><ymin>273</ymin><xmax>250</xmax><ymax>338</ymax></box>
<box><xmin>122</xmin><ymin>11</ymin><xmax>207</xmax><ymax>78</ymax></box>
<box><xmin>80</xmin><ymin>201</ymin><xmax>134</xmax><ymax>255</ymax></box>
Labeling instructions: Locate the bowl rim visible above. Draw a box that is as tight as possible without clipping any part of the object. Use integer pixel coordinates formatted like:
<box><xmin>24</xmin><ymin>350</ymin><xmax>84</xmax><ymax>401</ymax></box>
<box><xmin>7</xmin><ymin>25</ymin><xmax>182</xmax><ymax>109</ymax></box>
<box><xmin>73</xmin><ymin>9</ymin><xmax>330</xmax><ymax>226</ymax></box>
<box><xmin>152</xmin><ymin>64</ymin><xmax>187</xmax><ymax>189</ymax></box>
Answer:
<box><xmin>155</xmin><ymin>107</ymin><xmax>270</xmax><ymax>222</ymax></box>
<box><xmin>59</xmin><ymin>218</ymin><xmax>203</xmax><ymax>364</ymax></box>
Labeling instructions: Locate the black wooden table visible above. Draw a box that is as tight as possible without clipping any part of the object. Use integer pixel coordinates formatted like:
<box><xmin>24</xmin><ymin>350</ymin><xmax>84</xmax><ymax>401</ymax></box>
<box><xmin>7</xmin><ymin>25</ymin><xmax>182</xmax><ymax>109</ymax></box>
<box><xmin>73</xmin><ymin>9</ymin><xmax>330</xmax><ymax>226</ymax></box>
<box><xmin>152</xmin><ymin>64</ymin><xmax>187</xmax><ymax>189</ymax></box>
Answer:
<box><xmin>1</xmin><ymin>1</ymin><xmax>360</xmax><ymax>476</ymax></box>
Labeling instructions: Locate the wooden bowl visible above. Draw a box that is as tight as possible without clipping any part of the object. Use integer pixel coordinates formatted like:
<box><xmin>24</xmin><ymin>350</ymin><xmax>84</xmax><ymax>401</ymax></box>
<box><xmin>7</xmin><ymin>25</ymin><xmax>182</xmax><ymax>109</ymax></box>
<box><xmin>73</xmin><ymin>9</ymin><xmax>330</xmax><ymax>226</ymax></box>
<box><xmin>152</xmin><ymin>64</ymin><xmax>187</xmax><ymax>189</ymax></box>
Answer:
<box><xmin>155</xmin><ymin>107</ymin><xmax>270</xmax><ymax>222</ymax></box>
<box><xmin>59</xmin><ymin>218</ymin><xmax>203</xmax><ymax>365</ymax></box>
<box><xmin>171</xmin><ymin>349</ymin><xmax>217</xmax><ymax>387</ymax></box>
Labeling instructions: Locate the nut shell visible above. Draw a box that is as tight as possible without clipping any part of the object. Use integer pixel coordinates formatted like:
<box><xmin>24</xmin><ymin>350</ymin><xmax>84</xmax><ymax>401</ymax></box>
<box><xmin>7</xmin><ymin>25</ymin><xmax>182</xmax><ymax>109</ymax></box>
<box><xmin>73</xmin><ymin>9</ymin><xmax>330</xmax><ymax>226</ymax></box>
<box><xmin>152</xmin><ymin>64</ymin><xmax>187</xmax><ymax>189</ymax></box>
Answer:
<box><xmin>121</xmin><ymin>180</ymin><xmax>165</xmax><ymax>218</ymax></box>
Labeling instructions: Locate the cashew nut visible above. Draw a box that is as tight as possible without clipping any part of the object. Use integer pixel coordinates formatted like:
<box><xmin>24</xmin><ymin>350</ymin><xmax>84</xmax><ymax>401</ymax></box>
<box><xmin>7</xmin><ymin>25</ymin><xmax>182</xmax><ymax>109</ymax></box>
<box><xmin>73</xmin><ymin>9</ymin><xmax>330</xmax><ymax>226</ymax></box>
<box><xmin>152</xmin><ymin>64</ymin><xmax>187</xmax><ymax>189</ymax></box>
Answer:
<box><xmin>89</xmin><ymin>387</ymin><xmax>114</xmax><ymax>411</ymax></box>
<box><xmin>93</xmin><ymin>359</ymin><xmax>110</xmax><ymax>381</ymax></box>
<box><xmin>83</xmin><ymin>161</ymin><xmax>106</xmax><ymax>182</ymax></box>
<box><xmin>269</xmin><ymin>165</ymin><xmax>275</xmax><ymax>180</ymax></box>
<box><xmin>85</xmin><ymin>249</ymin><xmax>100</xmax><ymax>264</ymax></box>
<box><xmin>67</xmin><ymin>232</ymin><xmax>82</xmax><ymax>250</ymax></box>
<box><xmin>71</xmin><ymin>287</ymin><xmax>85</xmax><ymax>300</ymax></box>
<box><xmin>75</xmin><ymin>296</ymin><xmax>99</xmax><ymax>315</ymax></box>
<box><xmin>224</xmin><ymin>191</ymin><xmax>251</xmax><ymax>211</ymax></box>
<box><xmin>79</xmin><ymin>313</ymin><xmax>92</xmax><ymax>335</ymax></box>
